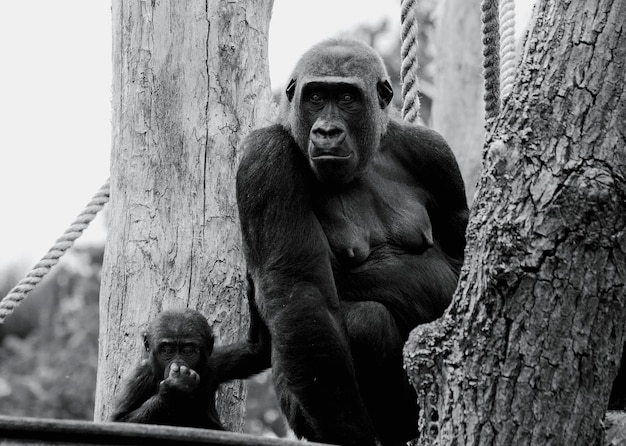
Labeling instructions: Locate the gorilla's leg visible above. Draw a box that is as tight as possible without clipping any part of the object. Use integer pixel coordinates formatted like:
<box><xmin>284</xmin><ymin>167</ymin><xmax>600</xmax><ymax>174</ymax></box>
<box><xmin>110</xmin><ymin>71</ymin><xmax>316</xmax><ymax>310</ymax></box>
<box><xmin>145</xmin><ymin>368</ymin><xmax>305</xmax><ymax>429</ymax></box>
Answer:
<box><xmin>268</xmin><ymin>283</ymin><xmax>378</xmax><ymax>446</ymax></box>
<box><xmin>343</xmin><ymin>301</ymin><xmax>420</xmax><ymax>444</ymax></box>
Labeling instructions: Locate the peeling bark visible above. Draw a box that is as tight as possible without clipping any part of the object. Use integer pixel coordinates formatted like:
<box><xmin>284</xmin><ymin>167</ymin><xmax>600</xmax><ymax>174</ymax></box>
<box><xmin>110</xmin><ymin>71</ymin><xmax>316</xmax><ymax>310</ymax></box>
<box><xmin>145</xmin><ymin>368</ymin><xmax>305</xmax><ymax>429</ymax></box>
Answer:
<box><xmin>94</xmin><ymin>0</ymin><xmax>275</xmax><ymax>431</ymax></box>
<box><xmin>405</xmin><ymin>0</ymin><xmax>626</xmax><ymax>444</ymax></box>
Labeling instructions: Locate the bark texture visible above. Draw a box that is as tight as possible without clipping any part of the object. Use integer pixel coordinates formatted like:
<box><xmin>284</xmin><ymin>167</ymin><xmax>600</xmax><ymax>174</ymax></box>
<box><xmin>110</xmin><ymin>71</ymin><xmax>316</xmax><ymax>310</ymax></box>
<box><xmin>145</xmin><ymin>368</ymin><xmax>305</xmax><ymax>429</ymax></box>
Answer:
<box><xmin>431</xmin><ymin>0</ymin><xmax>485</xmax><ymax>203</ymax></box>
<box><xmin>405</xmin><ymin>0</ymin><xmax>626</xmax><ymax>444</ymax></box>
<box><xmin>94</xmin><ymin>0</ymin><xmax>275</xmax><ymax>431</ymax></box>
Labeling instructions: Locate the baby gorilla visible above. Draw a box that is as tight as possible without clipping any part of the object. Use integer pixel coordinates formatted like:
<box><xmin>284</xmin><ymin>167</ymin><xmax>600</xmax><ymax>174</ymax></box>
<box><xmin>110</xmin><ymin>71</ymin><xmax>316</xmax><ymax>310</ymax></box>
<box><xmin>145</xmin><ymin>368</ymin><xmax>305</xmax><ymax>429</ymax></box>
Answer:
<box><xmin>110</xmin><ymin>309</ymin><xmax>223</xmax><ymax>429</ymax></box>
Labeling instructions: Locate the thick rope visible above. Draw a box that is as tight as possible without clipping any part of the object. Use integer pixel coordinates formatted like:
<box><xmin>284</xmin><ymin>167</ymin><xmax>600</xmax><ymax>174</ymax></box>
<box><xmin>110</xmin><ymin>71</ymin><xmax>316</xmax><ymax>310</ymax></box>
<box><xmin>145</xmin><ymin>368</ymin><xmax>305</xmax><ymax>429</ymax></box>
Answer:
<box><xmin>0</xmin><ymin>179</ymin><xmax>111</xmax><ymax>324</ymax></box>
<box><xmin>400</xmin><ymin>0</ymin><xmax>421</xmax><ymax>124</ymax></box>
<box><xmin>481</xmin><ymin>0</ymin><xmax>501</xmax><ymax>124</ymax></box>
<box><xmin>499</xmin><ymin>0</ymin><xmax>516</xmax><ymax>103</ymax></box>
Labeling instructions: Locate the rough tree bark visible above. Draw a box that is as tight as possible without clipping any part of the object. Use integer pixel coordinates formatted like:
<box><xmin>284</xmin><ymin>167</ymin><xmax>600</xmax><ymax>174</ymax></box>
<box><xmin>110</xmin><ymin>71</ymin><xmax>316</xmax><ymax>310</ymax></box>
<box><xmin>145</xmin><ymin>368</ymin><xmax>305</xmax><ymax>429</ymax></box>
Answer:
<box><xmin>94</xmin><ymin>0</ymin><xmax>275</xmax><ymax>431</ymax></box>
<box><xmin>405</xmin><ymin>0</ymin><xmax>626</xmax><ymax>444</ymax></box>
<box><xmin>431</xmin><ymin>0</ymin><xmax>485</xmax><ymax>203</ymax></box>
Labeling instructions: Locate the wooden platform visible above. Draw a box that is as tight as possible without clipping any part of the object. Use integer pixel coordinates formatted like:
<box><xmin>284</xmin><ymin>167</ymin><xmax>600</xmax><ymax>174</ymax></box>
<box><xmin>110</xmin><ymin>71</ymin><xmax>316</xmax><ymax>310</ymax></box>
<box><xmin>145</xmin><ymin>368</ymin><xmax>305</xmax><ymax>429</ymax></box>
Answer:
<box><xmin>0</xmin><ymin>416</ymin><xmax>331</xmax><ymax>446</ymax></box>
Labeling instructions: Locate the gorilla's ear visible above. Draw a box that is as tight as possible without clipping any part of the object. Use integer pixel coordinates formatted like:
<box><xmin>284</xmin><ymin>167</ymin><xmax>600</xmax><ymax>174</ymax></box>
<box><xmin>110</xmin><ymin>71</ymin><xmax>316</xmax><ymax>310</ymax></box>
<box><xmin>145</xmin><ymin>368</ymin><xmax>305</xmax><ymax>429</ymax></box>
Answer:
<box><xmin>143</xmin><ymin>332</ymin><xmax>150</xmax><ymax>352</ymax></box>
<box><xmin>286</xmin><ymin>78</ymin><xmax>296</xmax><ymax>102</ymax></box>
<box><xmin>377</xmin><ymin>80</ymin><xmax>394</xmax><ymax>109</ymax></box>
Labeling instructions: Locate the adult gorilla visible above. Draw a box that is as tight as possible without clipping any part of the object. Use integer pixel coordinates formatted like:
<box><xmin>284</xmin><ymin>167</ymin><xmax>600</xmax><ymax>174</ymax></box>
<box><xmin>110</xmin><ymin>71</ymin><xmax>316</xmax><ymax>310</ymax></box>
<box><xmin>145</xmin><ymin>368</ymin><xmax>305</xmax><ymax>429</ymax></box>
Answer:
<box><xmin>235</xmin><ymin>38</ymin><xmax>468</xmax><ymax>446</ymax></box>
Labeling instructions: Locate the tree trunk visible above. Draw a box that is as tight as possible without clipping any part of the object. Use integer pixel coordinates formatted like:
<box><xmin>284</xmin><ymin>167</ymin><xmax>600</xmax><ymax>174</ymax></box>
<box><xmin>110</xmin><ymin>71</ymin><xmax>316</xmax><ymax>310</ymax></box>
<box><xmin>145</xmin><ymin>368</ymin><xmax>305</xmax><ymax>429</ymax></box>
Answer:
<box><xmin>431</xmin><ymin>0</ymin><xmax>485</xmax><ymax>203</ymax></box>
<box><xmin>405</xmin><ymin>0</ymin><xmax>626</xmax><ymax>444</ymax></box>
<box><xmin>94</xmin><ymin>0</ymin><xmax>275</xmax><ymax>431</ymax></box>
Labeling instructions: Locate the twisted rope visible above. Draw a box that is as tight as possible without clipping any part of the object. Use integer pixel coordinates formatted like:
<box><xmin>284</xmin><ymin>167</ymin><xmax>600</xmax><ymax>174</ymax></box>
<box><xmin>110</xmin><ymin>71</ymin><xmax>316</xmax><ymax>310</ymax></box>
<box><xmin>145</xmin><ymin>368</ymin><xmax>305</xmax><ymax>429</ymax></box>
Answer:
<box><xmin>0</xmin><ymin>179</ymin><xmax>111</xmax><ymax>324</ymax></box>
<box><xmin>400</xmin><ymin>0</ymin><xmax>420</xmax><ymax>124</ymax></box>
<box><xmin>481</xmin><ymin>0</ymin><xmax>501</xmax><ymax>124</ymax></box>
<box><xmin>499</xmin><ymin>0</ymin><xmax>516</xmax><ymax>103</ymax></box>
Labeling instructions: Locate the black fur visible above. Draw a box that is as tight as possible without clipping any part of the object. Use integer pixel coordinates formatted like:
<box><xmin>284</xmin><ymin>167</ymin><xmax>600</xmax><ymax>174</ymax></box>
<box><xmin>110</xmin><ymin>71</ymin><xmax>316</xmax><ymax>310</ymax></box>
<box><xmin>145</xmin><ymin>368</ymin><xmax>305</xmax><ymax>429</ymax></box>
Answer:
<box><xmin>232</xmin><ymin>38</ymin><xmax>469</xmax><ymax>446</ymax></box>
<box><xmin>110</xmin><ymin>288</ymin><xmax>270</xmax><ymax>429</ymax></box>
<box><xmin>110</xmin><ymin>309</ymin><xmax>224</xmax><ymax>429</ymax></box>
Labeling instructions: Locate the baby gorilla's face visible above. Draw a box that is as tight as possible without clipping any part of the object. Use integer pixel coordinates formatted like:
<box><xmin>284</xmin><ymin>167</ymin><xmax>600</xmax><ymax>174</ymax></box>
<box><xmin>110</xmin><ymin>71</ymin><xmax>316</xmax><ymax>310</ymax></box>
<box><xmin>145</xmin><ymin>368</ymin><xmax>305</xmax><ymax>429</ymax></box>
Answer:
<box><xmin>155</xmin><ymin>340</ymin><xmax>202</xmax><ymax>379</ymax></box>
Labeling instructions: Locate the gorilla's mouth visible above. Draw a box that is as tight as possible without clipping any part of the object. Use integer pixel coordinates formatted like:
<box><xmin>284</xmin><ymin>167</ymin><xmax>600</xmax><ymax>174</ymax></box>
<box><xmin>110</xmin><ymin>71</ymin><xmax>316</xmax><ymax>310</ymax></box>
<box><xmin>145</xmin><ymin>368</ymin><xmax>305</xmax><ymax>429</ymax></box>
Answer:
<box><xmin>311</xmin><ymin>152</ymin><xmax>353</xmax><ymax>160</ymax></box>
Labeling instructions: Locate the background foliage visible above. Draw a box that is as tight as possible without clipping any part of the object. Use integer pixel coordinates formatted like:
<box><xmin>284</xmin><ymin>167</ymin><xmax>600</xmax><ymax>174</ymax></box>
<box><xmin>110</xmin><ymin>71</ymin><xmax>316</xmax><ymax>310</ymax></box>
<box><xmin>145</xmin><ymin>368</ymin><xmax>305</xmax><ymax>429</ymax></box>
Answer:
<box><xmin>0</xmin><ymin>247</ymin><xmax>101</xmax><ymax>420</ymax></box>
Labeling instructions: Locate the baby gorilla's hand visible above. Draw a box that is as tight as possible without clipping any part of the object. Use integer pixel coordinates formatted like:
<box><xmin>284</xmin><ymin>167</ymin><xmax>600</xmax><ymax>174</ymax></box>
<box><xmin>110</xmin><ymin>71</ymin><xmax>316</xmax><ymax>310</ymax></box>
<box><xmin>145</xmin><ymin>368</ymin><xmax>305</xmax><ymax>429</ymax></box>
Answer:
<box><xmin>160</xmin><ymin>362</ymin><xmax>200</xmax><ymax>395</ymax></box>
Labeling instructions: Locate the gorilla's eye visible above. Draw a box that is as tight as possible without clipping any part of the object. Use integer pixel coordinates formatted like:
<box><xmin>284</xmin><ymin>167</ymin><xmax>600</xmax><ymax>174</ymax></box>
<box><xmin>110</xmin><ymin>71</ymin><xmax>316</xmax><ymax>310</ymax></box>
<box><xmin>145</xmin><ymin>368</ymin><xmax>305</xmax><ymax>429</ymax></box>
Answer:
<box><xmin>339</xmin><ymin>93</ymin><xmax>354</xmax><ymax>103</ymax></box>
<box><xmin>308</xmin><ymin>93</ymin><xmax>325</xmax><ymax>104</ymax></box>
<box><xmin>182</xmin><ymin>345</ymin><xmax>199</xmax><ymax>357</ymax></box>
<box><xmin>159</xmin><ymin>344</ymin><xmax>175</xmax><ymax>359</ymax></box>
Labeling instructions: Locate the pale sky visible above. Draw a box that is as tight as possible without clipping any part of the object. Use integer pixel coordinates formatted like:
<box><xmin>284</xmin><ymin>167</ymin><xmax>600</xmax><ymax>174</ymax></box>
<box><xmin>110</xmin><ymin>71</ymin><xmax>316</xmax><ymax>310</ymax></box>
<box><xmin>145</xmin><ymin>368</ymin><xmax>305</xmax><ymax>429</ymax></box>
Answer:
<box><xmin>0</xmin><ymin>1</ymin><xmax>534</xmax><ymax>273</ymax></box>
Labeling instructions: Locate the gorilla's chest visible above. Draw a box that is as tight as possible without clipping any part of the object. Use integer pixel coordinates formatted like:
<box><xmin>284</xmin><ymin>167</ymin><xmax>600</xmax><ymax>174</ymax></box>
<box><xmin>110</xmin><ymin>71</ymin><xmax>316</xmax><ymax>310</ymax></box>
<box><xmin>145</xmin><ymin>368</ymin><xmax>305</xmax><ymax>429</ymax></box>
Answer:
<box><xmin>313</xmin><ymin>166</ymin><xmax>433</xmax><ymax>267</ymax></box>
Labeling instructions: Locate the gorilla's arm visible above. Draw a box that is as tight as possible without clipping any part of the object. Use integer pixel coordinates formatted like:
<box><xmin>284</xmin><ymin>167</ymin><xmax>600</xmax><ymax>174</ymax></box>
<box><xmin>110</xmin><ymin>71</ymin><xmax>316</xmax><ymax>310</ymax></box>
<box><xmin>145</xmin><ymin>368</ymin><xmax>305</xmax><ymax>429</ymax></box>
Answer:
<box><xmin>210</xmin><ymin>339</ymin><xmax>270</xmax><ymax>382</ymax></box>
<box><xmin>236</xmin><ymin>126</ymin><xmax>335</xmax><ymax>290</ymax></box>
<box><xmin>110</xmin><ymin>362</ymin><xmax>162</xmax><ymax>423</ymax></box>
<box><xmin>389</xmin><ymin>121</ymin><xmax>469</xmax><ymax>261</ymax></box>
<box><xmin>234</xmin><ymin>125</ymin><xmax>378</xmax><ymax>443</ymax></box>
<box><xmin>211</xmin><ymin>276</ymin><xmax>272</xmax><ymax>382</ymax></box>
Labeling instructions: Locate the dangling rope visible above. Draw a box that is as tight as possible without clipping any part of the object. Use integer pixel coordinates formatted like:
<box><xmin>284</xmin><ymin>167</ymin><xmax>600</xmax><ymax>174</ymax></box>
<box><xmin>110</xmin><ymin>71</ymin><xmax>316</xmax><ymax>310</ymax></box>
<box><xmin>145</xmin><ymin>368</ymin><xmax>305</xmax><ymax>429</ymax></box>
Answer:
<box><xmin>402</xmin><ymin>0</ymin><xmax>516</xmax><ymax>125</ymax></box>
<box><xmin>482</xmin><ymin>0</ymin><xmax>517</xmax><ymax>124</ymax></box>
<box><xmin>0</xmin><ymin>179</ymin><xmax>110</xmax><ymax>324</ymax></box>
<box><xmin>400</xmin><ymin>0</ymin><xmax>421</xmax><ymax>124</ymax></box>
<box><xmin>481</xmin><ymin>0</ymin><xmax>501</xmax><ymax>125</ymax></box>
<box><xmin>499</xmin><ymin>0</ymin><xmax>516</xmax><ymax>103</ymax></box>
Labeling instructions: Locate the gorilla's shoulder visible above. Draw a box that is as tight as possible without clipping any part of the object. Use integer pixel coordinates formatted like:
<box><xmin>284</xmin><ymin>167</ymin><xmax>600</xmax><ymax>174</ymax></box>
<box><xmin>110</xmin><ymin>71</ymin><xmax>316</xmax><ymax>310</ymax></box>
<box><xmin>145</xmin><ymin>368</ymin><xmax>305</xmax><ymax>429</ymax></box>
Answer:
<box><xmin>239</xmin><ymin>124</ymin><xmax>299</xmax><ymax>169</ymax></box>
<box><xmin>385</xmin><ymin>119</ymin><xmax>451</xmax><ymax>152</ymax></box>
<box><xmin>237</xmin><ymin>124</ymin><xmax>307</xmax><ymax>192</ymax></box>
<box><xmin>384</xmin><ymin>118</ymin><xmax>457</xmax><ymax>167</ymax></box>
<box><xmin>241</xmin><ymin>124</ymin><xmax>295</xmax><ymax>156</ymax></box>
